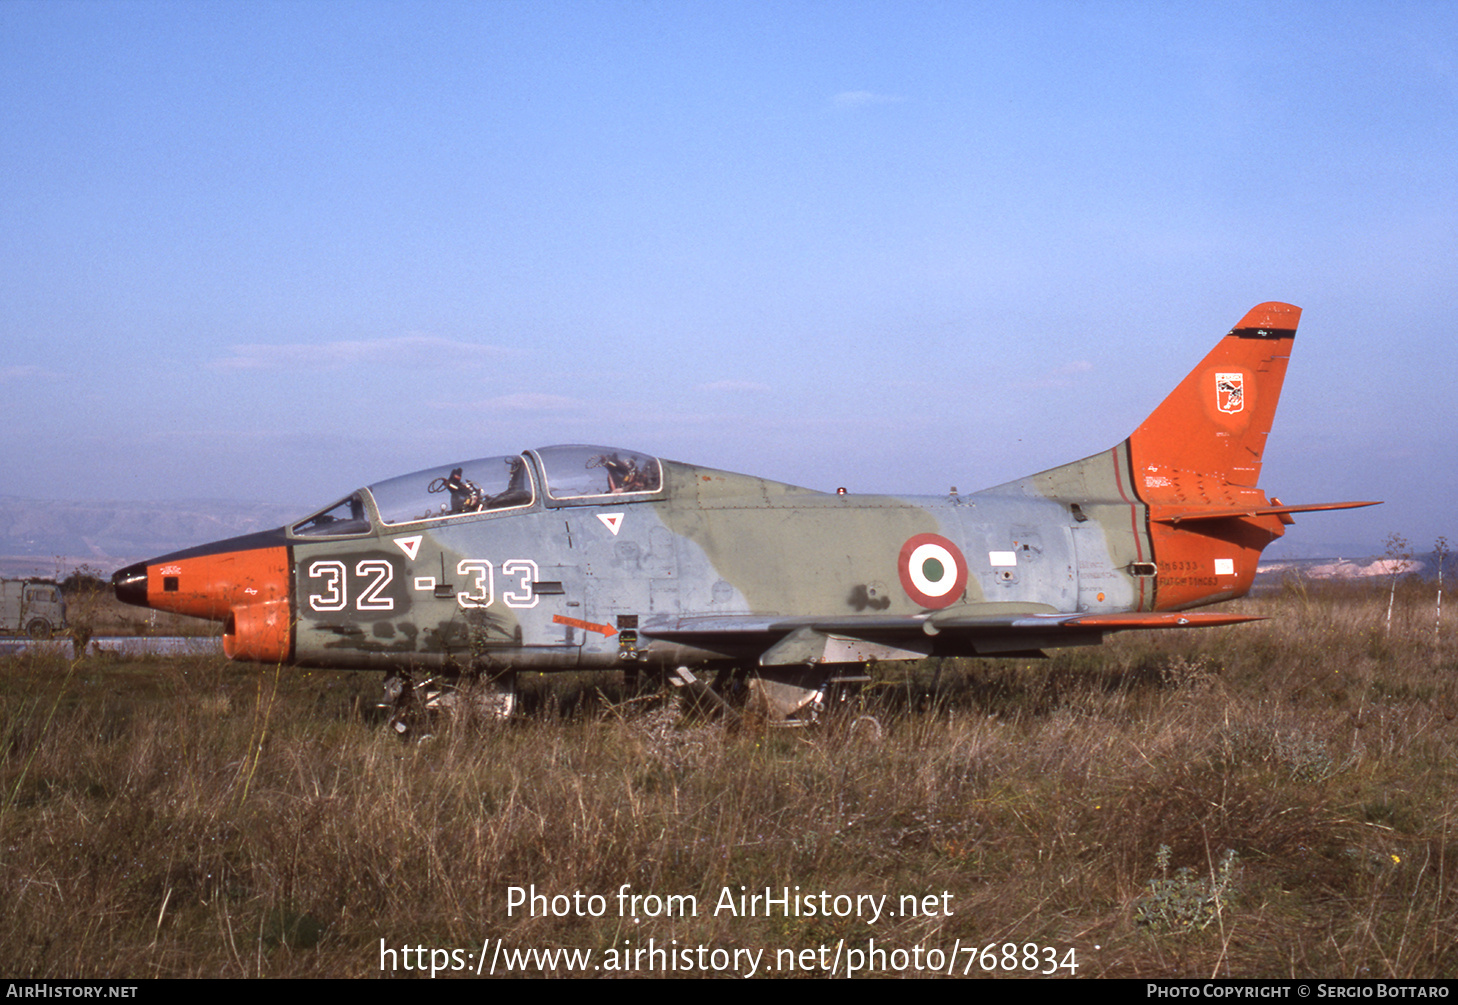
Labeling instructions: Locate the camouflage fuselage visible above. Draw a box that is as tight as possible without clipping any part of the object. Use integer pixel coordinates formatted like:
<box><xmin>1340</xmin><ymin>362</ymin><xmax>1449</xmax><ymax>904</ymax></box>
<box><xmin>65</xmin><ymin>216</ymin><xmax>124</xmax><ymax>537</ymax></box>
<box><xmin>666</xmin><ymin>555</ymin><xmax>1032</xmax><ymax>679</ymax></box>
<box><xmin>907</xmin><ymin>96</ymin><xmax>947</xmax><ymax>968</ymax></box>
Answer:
<box><xmin>275</xmin><ymin>445</ymin><xmax>1262</xmax><ymax>673</ymax></box>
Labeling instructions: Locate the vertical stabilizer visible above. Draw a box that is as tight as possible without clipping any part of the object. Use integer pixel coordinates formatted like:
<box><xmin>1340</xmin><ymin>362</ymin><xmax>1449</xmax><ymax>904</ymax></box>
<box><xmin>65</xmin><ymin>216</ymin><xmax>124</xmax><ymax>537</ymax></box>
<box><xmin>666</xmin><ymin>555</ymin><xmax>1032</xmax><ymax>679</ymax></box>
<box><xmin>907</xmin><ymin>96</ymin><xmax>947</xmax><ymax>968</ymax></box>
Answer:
<box><xmin>1000</xmin><ymin>304</ymin><xmax>1304</xmax><ymax>612</ymax></box>
<box><xmin>1128</xmin><ymin>302</ymin><xmax>1299</xmax><ymax>499</ymax></box>
<box><xmin>1127</xmin><ymin>303</ymin><xmax>1300</xmax><ymax>608</ymax></box>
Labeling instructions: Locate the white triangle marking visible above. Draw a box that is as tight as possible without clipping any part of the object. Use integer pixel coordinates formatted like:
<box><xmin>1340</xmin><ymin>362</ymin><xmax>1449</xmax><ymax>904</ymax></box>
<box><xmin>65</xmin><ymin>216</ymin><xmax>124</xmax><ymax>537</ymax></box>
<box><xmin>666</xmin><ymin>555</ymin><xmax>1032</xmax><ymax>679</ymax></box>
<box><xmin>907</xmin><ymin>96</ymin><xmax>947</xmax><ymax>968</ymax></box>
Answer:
<box><xmin>394</xmin><ymin>535</ymin><xmax>422</xmax><ymax>560</ymax></box>
<box><xmin>598</xmin><ymin>512</ymin><xmax>624</xmax><ymax>536</ymax></box>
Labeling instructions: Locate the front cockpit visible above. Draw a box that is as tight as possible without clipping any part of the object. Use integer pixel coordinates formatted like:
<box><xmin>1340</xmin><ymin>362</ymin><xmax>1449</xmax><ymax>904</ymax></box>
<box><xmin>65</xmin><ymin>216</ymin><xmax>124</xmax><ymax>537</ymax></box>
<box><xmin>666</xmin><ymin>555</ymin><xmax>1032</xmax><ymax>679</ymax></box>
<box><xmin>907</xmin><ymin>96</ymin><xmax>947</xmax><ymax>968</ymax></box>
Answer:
<box><xmin>286</xmin><ymin>445</ymin><xmax>664</xmax><ymax>539</ymax></box>
<box><xmin>369</xmin><ymin>454</ymin><xmax>537</xmax><ymax>526</ymax></box>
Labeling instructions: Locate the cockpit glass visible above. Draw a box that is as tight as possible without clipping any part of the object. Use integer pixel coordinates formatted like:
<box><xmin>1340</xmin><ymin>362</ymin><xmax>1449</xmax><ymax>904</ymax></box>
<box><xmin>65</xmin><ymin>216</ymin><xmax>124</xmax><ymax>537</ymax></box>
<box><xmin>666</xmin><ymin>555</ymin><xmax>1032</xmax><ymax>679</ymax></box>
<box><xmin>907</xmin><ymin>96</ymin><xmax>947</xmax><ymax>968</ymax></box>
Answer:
<box><xmin>291</xmin><ymin>493</ymin><xmax>371</xmax><ymax>537</ymax></box>
<box><xmin>368</xmin><ymin>454</ymin><xmax>536</xmax><ymax>526</ymax></box>
<box><xmin>535</xmin><ymin>445</ymin><xmax>662</xmax><ymax>500</ymax></box>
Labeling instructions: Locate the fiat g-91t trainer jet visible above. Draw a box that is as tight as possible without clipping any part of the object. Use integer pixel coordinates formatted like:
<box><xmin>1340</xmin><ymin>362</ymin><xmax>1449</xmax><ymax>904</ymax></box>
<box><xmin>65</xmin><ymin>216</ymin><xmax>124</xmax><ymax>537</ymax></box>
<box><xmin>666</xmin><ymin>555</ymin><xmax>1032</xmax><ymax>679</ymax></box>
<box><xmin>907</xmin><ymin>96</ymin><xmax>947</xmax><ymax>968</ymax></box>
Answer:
<box><xmin>113</xmin><ymin>303</ymin><xmax>1376</xmax><ymax>722</ymax></box>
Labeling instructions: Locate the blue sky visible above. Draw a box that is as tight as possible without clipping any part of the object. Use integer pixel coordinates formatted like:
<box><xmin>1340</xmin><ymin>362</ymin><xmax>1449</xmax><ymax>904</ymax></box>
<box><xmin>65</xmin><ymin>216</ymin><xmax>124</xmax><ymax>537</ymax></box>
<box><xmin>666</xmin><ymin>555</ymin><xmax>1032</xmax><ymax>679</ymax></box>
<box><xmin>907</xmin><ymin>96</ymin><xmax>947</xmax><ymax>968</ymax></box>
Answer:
<box><xmin>3</xmin><ymin>0</ymin><xmax>1454</xmax><ymax>554</ymax></box>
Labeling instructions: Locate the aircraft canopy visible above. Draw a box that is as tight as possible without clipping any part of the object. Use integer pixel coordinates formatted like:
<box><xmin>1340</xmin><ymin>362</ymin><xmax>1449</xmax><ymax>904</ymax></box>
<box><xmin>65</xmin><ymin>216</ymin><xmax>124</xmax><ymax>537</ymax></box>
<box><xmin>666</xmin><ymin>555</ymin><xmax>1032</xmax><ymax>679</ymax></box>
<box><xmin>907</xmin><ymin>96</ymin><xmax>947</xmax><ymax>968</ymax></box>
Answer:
<box><xmin>290</xmin><ymin>445</ymin><xmax>663</xmax><ymax>536</ymax></box>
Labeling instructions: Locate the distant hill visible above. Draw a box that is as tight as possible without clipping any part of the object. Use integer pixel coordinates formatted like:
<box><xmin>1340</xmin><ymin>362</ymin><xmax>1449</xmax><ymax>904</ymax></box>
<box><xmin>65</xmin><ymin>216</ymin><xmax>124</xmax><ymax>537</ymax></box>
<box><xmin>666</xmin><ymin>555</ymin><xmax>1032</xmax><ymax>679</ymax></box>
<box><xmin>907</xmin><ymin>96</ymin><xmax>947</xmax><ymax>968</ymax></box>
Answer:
<box><xmin>0</xmin><ymin>496</ymin><xmax>303</xmax><ymax>577</ymax></box>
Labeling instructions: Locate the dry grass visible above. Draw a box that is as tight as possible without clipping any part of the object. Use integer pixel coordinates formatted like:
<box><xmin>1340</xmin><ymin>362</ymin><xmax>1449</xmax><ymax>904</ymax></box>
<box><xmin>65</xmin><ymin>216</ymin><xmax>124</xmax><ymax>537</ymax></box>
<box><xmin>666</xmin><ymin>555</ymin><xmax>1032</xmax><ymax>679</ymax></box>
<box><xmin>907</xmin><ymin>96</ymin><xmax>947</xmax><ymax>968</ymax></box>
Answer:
<box><xmin>3</xmin><ymin>582</ymin><xmax>1456</xmax><ymax>978</ymax></box>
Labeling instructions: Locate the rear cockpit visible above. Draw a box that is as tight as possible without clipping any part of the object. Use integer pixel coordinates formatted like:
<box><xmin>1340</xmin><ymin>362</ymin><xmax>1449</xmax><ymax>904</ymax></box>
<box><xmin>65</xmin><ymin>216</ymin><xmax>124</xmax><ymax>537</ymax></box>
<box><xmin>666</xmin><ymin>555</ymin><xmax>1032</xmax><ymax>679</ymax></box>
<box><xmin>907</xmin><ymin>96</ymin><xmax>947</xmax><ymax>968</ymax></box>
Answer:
<box><xmin>287</xmin><ymin>445</ymin><xmax>663</xmax><ymax>538</ymax></box>
<box><xmin>529</xmin><ymin>445</ymin><xmax>663</xmax><ymax>502</ymax></box>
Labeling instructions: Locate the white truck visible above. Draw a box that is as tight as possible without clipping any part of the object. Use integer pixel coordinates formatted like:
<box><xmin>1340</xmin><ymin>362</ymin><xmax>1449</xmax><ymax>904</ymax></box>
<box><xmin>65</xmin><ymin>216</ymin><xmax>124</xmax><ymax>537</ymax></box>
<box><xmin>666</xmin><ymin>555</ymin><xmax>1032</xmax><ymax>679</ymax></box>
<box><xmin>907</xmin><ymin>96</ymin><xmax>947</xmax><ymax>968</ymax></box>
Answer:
<box><xmin>0</xmin><ymin>579</ymin><xmax>68</xmax><ymax>638</ymax></box>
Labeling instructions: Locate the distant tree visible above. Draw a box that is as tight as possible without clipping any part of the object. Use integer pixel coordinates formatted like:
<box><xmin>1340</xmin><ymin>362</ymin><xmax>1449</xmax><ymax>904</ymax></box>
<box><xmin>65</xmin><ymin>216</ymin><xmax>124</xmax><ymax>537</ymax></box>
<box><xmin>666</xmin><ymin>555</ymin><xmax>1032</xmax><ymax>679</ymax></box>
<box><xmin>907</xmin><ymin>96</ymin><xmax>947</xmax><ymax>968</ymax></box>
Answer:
<box><xmin>58</xmin><ymin>563</ymin><xmax>107</xmax><ymax>656</ymax></box>
<box><xmin>61</xmin><ymin>570</ymin><xmax>108</xmax><ymax>595</ymax></box>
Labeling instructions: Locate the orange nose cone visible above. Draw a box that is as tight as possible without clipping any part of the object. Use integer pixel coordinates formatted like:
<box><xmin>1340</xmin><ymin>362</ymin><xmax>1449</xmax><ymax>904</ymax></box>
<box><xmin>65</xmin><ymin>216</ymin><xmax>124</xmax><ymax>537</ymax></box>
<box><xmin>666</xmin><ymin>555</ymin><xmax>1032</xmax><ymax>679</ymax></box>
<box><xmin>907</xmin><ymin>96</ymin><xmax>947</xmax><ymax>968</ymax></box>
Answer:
<box><xmin>114</xmin><ymin>537</ymin><xmax>294</xmax><ymax>664</ymax></box>
<box><xmin>141</xmin><ymin>546</ymin><xmax>291</xmax><ymax>620</ymax></box>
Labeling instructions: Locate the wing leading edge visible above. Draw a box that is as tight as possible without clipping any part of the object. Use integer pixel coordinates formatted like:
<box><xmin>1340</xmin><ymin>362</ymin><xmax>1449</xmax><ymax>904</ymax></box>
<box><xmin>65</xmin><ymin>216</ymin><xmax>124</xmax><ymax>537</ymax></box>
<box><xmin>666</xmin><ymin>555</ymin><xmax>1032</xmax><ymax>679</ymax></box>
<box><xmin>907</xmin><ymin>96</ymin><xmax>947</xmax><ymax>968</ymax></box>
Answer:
<box><xmin>642</xmin><ymin>605</ymin><xmax>1265</xmax><ymax>665</ymax></box>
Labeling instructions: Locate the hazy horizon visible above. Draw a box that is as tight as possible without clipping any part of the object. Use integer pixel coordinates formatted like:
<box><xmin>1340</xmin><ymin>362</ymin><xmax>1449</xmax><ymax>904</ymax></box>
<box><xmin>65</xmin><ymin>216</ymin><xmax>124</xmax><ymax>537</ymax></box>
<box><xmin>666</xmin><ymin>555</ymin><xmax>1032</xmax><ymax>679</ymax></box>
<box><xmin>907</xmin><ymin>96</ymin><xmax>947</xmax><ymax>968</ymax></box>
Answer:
<box><xmin>5</xmin><ymin>2</ymin><xmax>1452</xmax><ymax>554</ymax></box>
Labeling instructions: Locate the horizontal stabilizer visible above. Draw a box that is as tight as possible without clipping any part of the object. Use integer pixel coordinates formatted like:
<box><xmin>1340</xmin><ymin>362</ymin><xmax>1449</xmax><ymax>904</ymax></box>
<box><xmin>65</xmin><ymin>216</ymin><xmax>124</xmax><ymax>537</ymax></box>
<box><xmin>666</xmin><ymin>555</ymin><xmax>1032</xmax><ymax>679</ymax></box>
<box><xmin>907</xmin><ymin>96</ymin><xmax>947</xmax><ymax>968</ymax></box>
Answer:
<box><xmin>1153</xmin><ymin>500</ymin><xmax>1381</xmax><ymax>525</ymax></box>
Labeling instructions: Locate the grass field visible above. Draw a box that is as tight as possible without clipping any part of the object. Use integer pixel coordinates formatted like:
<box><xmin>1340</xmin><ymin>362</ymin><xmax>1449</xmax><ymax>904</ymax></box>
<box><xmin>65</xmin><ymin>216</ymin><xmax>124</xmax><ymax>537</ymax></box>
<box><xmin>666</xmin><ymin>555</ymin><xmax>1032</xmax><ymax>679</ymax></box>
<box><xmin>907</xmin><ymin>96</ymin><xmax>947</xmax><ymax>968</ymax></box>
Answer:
<box><xmin>3</xmin><ymin>580</ymin><xmax>1455</xmax><ymax>978</ymax></box>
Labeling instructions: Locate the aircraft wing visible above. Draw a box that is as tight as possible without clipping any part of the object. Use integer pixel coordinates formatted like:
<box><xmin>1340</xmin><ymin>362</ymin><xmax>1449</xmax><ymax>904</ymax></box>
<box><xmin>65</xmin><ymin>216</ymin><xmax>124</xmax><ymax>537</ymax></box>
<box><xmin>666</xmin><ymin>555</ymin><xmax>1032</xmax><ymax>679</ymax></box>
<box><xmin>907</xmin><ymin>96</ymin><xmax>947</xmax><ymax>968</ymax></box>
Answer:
<box><xmin>642</xmin><ymin>603</ymin><xmax>1263</xmax><ymax>664</ymax></box>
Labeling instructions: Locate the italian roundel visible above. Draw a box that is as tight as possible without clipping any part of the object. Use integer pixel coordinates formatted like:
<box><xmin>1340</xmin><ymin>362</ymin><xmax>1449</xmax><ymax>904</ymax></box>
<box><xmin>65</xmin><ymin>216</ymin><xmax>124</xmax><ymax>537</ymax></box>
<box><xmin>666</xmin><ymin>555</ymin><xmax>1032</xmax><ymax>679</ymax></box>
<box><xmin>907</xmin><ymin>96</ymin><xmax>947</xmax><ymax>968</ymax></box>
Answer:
<box><xmin>898</xmin><ymin>533</ymin><xmax>968</xmax><ymax>609</ymax></box>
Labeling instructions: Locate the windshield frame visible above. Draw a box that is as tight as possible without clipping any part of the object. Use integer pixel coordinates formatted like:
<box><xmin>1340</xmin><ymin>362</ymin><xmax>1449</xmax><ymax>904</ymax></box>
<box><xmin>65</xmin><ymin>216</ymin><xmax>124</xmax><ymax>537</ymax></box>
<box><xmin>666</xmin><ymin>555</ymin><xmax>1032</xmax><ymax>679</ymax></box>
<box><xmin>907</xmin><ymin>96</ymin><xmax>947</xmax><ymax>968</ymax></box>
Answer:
<box><xmin>288</xmin><ymin>492</ymin><xmax>374</xmax><ymax>539</ymax></box>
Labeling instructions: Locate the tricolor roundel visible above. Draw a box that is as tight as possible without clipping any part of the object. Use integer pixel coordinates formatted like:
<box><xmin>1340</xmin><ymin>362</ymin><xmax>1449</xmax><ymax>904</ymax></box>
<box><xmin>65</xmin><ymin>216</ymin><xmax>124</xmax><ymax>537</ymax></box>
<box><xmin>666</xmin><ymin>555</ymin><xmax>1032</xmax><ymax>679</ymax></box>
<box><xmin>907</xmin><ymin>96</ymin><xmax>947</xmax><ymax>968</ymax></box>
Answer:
<box><xmin>898</xmin><ymin>533</ymin><xmax>968</xmax><ymax>609</ymax></box>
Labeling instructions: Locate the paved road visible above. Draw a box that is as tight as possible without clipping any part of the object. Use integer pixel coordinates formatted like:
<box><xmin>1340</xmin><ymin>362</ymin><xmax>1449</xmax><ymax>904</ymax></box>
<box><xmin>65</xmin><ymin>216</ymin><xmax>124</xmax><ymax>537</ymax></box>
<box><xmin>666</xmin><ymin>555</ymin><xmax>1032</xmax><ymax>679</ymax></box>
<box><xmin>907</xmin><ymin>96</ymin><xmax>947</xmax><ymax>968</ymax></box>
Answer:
<box><xmin>0</xmin><ymin>636</ymin><xmax>223</xmax><ymax>658</ymax></box>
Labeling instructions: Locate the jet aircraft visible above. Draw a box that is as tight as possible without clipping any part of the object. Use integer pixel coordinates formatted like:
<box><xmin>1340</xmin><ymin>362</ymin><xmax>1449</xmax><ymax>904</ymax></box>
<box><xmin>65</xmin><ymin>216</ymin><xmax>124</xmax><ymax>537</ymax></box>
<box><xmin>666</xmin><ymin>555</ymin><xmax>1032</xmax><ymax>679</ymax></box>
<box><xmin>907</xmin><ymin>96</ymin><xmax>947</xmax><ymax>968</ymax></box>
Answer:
<box><xmin>113</xmin><ymin>303</ymin><xmax>1375</xmax><ymax>724</ymax></box>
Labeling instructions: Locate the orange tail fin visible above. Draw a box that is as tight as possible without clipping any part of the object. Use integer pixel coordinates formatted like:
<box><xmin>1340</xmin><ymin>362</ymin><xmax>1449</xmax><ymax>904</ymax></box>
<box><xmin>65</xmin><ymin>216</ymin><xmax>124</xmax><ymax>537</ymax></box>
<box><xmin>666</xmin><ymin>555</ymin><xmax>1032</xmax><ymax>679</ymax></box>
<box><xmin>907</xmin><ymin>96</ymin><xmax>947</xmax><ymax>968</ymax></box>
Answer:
<box><xmin>1002</xmin><ymin>303</ymin><xmax>1374</xmax><ymax>612</ymax></box>
<box><xmin>1128</xmin><ymin>301</ymin><xmax>1299</xmax><ymax>498</ymax></box>
<box><xmin>1127</xmin><ymin>303</ymin><xmax>1299</xmax><ymax>608</ymax></box>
